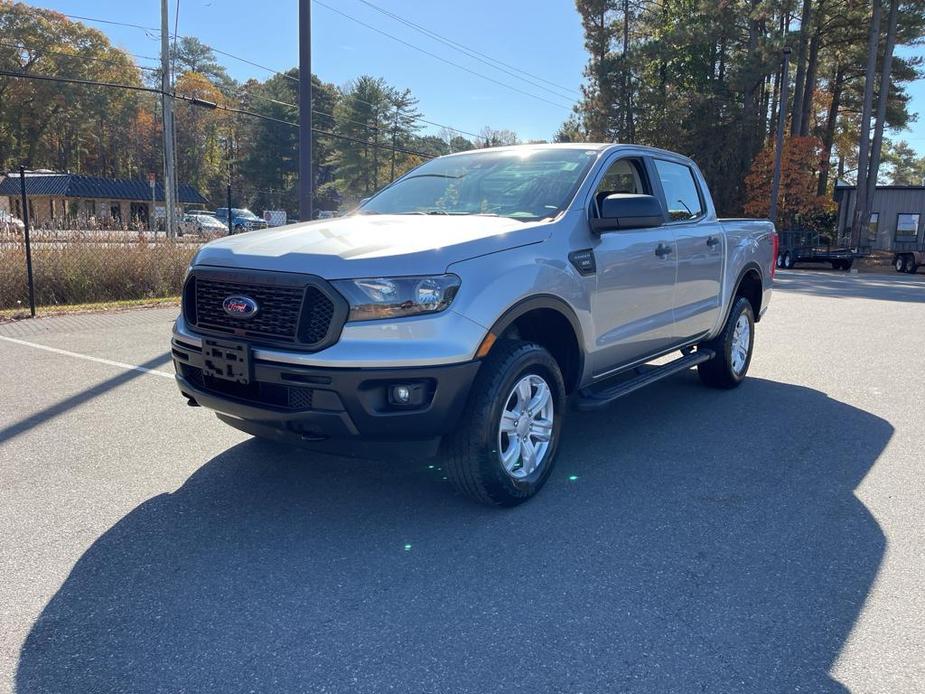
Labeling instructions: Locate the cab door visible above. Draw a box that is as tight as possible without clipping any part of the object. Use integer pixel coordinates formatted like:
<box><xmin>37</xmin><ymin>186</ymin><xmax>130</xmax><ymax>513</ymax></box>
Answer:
<box><xmin>650</xmin><ymin>158</ymin><xmax>724</xmax><ymax>341</ymax></box>
<box><xmin>586</xmin><ymin>154</ymin><xmax>678</xmax><ymax>377</ymax></box>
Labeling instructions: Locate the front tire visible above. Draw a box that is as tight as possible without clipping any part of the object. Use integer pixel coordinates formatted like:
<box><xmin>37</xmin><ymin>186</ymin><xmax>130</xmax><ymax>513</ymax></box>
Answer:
<box><xmin>783</xmin><ymin>252</ymin><xmax>794</xmax><ymax>269</ymax></box>
<box><xmin>697</xmin><ymin>296</ymin><xmax>755</xmax><ymax>389</ymax></box>
<box><xmin>443</xmin><ymin>340</ymin><xmax>565</xmax><ymax>506</ymax></box>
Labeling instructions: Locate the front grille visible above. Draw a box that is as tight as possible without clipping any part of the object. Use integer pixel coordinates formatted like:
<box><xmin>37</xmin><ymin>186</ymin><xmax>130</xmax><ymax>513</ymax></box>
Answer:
<box><xmin>299</xmin><ymin>286</ymin><xmax>336</xmax><ymax>344</ymax></box>
<box><xmin>183</xmin><ymin>270</ymin><xmax>346</xmax><ymax>351</ymax></box>
<box><xmin>179</xmin><ymin>363</ymin><xmax>314</xmax><ymax>410</ymax></box>
<box><xmin>194</xmin><ymin>278</ymin><xmax>304</xmax><ymax>342</ymax></box>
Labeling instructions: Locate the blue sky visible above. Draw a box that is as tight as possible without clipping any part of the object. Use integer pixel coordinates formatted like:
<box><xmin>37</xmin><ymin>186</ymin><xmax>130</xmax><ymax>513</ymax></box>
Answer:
<box><xmin>30</xmin><ymin>0</ymin><xmax>925</xmax><ymax>153</ymax></box>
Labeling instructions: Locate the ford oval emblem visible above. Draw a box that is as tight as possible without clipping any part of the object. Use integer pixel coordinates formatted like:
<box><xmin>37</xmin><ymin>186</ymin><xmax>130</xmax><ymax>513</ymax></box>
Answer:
<box><xmin>222</xmin><ymin>295</ymin><xmax>259</xmax><ymax>319</ymax></box>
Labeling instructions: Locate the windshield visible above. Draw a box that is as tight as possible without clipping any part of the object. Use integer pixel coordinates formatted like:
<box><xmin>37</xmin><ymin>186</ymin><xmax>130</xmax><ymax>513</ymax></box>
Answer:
<box><xmin>233</xmin><ymin>208</ymin><xmax>260</xmax><ymax>220</ymax></box>
<box><xmin>359</xmin><ymin>148</ymin><xmax>599</xmax><ymax>221</ymax></box>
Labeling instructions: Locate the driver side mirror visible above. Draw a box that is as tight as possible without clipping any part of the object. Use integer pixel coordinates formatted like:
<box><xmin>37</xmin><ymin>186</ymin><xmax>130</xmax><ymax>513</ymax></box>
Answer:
<box><xmin>591</xmin><ymin>193</ymin><xmax>664</xmax><ymax>234</ymax></box>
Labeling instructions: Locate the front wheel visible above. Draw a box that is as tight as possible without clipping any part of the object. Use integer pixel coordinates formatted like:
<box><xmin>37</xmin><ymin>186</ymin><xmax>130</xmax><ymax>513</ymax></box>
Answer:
<box><xmin>443</xmin><ymin>340</ymin><xmax>565</xmax><ymax>506</ymax></box>
<box><xmin>697</xmin><ymin>296</ymin><xmax>755</xmax><ymax>389</ymax></box>
<box><xmin>783</xmin><ymin>252</ymin><xmax>794</xmax><ymax>269</ymax></box>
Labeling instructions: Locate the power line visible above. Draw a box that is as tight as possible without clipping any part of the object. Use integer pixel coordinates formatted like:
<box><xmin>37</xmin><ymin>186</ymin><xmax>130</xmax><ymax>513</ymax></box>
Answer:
<box><xmin>313</xmin><ymin>0</ymin><xmax>574</xmax><ymax>110</ymax></box>
<box><xmin>0</xmin><ymin>41</ymin><xmax>160</xmax><ymax>72</ymax></box>
<box><xmin>242</xmin><ymin>89</ymin><xmax>418</xmax><ymax>137</ymax></box>
<box><xmin>59</xmin><ymin>13</ymin><xmax>160</xmax><ymax>33</ymax></box>
<box><xmin>51</xmin><ymin>9</ymin><xmax>482</xmax><ymax>140</ymax></box>
<box><xmin>355</xmin><ymin>0</ymin><xmax>582</xmax><ymax>99</ymax></box>
<box><xmin>0</xmin><ymin>68</ymin><xmax>435</xmax><ymax>159</ymax></box>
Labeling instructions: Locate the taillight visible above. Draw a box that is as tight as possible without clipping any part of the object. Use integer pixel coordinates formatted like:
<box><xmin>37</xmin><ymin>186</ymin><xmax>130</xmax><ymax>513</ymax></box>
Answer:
<box><xmin>770</xmin><ymin>231</ymin><xmax>779</xmax><ymax>279</ymax></box>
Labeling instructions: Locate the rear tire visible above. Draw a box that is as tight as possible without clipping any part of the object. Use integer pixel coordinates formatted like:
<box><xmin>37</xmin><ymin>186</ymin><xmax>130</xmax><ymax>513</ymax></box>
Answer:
<box><xmin>783</xmin><ymin>252</ymin><xmax>794</xmax><ymax>269</ymax></box>
<box><xmin>895</xmin><ymin>255</ymin><xmax>908</xmax><ymax>273</ymax></box>
<box><xmin>443</xmin><ymin>340</ymin><xmax>565</xmax><ymax>507</ymax></box>
<box><xmin>697</xmin><ymin>296</ymin><xmax>755</xmax><ymax>390</ymax></box>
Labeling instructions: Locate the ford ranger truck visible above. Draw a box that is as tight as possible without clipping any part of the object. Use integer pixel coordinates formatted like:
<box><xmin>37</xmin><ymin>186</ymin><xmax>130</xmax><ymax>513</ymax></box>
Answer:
<box><xmin>172</xmin><ymin>144</ymin><xmax>777</xmax><ymax>506</ymax></box>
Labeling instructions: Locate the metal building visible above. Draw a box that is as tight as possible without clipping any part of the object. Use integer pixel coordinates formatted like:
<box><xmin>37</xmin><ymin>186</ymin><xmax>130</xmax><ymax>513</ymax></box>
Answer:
<box><xmin>834</xmin><ymin>182</ymin><xmax>925</xmax><ymax>252</ymax></box>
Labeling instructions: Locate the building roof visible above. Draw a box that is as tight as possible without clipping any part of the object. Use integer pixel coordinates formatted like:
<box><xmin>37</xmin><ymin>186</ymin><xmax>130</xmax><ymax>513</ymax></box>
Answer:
<box><xmin>834</xmin><ymin>180</ymin><xmax>925</xmax><ymax>191</ymax></box>
<box><xmin>0</xmin><ymin>172</ymin><xmax>208</xmax><ymax>204</ymax></box>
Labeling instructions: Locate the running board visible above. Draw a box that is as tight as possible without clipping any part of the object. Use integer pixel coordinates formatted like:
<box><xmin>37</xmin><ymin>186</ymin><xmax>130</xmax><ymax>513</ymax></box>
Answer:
<box><xmin>575</xmin><ymin>348</ymin><xmax>715</xmax><ymax>411</ymax></box>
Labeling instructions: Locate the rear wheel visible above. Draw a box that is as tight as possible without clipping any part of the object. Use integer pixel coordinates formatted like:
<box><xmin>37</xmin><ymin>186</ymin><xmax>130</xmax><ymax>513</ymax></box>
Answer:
<box><xmin>697</xmin><ymin>296</ymin><xmax>755</xmax><ymax>390</ymax></box>
<box><xmin>895</xmin><ymin>255</ymin><xmax>908</xmax><ymax>273</ymax></box>
<box><xmin>443</xmin><ymin>340</ymin><xmax>565</xmax><ymax>506</ymax></box>
<box><xmin>909</xmin><ymin>260</ymin><xmax>919</xmax><ymax>274</ymax></box>
<box><xmin>783</xmin><ymin>252</ymin><xmax>794</xmax><ymax>269</ymax></box>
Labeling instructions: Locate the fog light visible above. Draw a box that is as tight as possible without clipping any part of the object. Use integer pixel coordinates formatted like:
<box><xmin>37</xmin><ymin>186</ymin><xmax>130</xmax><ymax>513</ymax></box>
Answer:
<box><xmin>388</xmin><ymin>382</ymin><xmax>426</xmax><ymax>408</ymax></box>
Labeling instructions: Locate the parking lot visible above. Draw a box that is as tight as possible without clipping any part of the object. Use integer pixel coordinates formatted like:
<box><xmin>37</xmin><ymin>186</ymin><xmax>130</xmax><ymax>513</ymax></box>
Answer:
<box><xmin>1</xmin><ymin>270</ymin><xmax>924</xmax><ymax>693</ymax></box>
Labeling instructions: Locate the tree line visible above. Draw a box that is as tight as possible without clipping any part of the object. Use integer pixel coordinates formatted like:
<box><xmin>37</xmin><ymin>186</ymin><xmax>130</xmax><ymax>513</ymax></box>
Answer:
<box><xmin>2</xmin><ymin>1</ymin><xmax>924</xmax><ymax>227</ymax></box>
<box><xmin>0</xmin><ymin>3</ymin><xmax>524</xmax><ymax>217</ymax></box>
<box><xmin>562</xmin><ymin>0</ymin><xmax>925</xmax><ymax>231</ymax></box>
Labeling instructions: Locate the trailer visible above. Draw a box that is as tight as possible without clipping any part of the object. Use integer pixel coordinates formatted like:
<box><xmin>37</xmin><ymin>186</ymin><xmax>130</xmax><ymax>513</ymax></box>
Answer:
<box><xmin>892</xmin><ymin>239</ymin><xmax>923</xmax><ymax>274</ymax></box>
<box><xmin>776</xmin><ymin>230</ymin><xmax>856</xmax><ymax>271</ymax></box>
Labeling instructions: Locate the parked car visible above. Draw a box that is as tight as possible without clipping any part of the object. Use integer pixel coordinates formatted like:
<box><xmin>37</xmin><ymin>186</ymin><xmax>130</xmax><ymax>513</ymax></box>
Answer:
<box><xmin>180</xmin><ymin>213</ymin><xmax>229</xmax><ymax>236</ymax></box>
<box><xmin>172</xmin><ymin>144</ymin><xmax>776</xmax><ymax>505</ymax></box>
<box><xmin>213</xmin><ymin>208</ymin><xmax>269</xmax><ymax>233</ymax></box>
<box><xmin>0</xmin><ymin>209</ymin><xmax>25</xmax><ymax>233</ymax></box>
<box><xmin>777</xmin><ymin>230</ymin><xmax>855</xmax><ymax>271</ymax></box>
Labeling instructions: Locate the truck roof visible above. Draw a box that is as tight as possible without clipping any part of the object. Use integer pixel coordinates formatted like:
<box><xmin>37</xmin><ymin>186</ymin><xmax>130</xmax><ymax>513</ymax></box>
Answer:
<box><xmin>442</xmin><ymin>142</ymin><xmax>694</xmax><ymax>164</ymax></box>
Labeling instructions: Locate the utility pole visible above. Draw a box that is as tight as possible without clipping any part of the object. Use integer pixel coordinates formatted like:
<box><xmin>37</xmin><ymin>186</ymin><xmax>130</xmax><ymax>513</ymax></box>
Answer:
<box><xmin>298</xmin><ymin>0</ymin><xmax>313</xmax><ymax>222</ymax></box>
<box><xmin>769</xmin><ymin>48</ymin><xmax>791</xmax><ymax>227</ymax></box>
<box><xmin>161</xmin><ymin>0</ymin><xmax>177</xmax><ymax>239</ymax></box>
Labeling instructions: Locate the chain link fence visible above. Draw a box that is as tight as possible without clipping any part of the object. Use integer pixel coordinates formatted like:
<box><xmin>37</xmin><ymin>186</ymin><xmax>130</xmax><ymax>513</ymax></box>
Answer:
<box><xmin>0</xmin><ymin>224</ymin><xmax>219</xmax><ymax>316</ymax></box>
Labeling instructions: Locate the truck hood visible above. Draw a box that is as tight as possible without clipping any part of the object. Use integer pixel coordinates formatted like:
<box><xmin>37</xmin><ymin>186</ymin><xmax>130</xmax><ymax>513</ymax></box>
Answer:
<box><xmin>192</xmin><ymin>214</ymin><xmax>551</xmax><ymax>278</ymax></box>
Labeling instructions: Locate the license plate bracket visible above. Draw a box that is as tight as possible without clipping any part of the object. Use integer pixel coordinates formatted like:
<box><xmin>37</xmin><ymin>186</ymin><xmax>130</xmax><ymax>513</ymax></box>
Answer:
<box><xmin>202</xmin><ymin>338</ymin><xmax>251</xmax><ymax>384</ymax></box>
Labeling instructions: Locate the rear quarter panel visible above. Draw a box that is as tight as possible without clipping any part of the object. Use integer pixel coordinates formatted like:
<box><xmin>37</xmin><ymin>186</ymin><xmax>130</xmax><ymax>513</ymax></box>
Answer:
<box><xmin>717</xmin><ymin>218</ymin><xmax>776</xmax><ymax>332</ymax></box>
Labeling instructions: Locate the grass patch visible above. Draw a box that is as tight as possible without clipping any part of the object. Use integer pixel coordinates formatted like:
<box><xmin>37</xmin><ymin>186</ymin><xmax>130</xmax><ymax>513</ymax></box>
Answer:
<box><xmin>1</xmin><ymin>233</ymin><xmax>198</xmax><ymax>310</ymax></box>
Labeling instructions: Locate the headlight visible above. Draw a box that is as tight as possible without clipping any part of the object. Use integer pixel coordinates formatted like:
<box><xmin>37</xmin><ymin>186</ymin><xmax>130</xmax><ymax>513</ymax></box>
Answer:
<box><xmin>332</xmin><ymin>274</ymin><xmax>461</xmax><ymax>322</ymax></box>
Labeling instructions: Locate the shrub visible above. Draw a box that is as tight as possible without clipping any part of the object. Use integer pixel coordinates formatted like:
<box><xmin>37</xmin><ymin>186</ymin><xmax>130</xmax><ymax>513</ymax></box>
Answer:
<box><xmin>0</xmin><ymin>231</ymin><xmax>204</xmax><ymax>310</ymax></box>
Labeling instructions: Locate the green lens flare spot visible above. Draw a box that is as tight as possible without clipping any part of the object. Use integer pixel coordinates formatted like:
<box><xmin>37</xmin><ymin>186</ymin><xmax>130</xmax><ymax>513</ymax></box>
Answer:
<box><xmin>403</xmin><ymin>544</ymin><xmax>412</xmax><ymax>551</ymax></box>
<box><xmin>568</xmin><ymin>475</ymin><xmax>579</xmax><ymax>481</ymax></box>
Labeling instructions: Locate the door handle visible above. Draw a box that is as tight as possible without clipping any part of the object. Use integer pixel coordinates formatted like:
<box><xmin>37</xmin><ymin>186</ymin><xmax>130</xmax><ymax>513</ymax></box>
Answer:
<box><xmin>655</xmin><ymin>242</ymin><xmax>673</xmax><ymax>258</ymax></box>
<box><xmin>706</xmin><ymin>236</ymin><xmax>720</xmax><ymax>248</ymax></box>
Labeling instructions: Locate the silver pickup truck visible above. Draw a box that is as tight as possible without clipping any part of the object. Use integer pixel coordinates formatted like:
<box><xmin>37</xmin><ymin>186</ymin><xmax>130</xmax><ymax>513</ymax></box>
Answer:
<box><xmin>172</xmin><ymin>144</ymin><xmax>777</xmax><ymax>505</ymax></box>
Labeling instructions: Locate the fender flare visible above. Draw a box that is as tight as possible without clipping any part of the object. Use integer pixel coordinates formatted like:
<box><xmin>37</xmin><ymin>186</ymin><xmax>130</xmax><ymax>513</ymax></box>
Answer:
<box><xmin>485</xmin><ymin>294</ymin><xmax>586</xmax><ymax>388</ymax></box>
<box><xmin>719</xmin><ymin>261</ymin><xmax>764</xmax><ymax>329</ymax></box>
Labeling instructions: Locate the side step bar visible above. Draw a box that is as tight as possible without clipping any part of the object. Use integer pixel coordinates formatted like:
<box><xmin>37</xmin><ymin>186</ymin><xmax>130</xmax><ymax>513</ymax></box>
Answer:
<box><xmin>575</xmin><ymin>348</ymin><xmax>715</xmax><ymax>411</ymax></box>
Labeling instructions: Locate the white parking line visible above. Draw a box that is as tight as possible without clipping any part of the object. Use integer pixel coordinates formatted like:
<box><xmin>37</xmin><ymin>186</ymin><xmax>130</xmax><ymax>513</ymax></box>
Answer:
<box><xmin>0</xmin><ymin>335</ymin><xmax>174</xmax><ymax>379</ymax></box>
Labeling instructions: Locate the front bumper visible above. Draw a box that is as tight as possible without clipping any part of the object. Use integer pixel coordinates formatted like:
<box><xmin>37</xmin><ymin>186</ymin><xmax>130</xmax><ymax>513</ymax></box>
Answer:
<box><xmin>171</xmin><ymin>331</ymin><xmax>480</xmax><ymax>454</ymax></box>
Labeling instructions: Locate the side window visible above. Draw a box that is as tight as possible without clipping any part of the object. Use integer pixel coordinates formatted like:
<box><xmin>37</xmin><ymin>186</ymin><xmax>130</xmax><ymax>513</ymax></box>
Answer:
<box><xmin>867</xmin><ymin>212</ymin><xmax>879</xmax><ymax>241</ymax></box>
<box><xmin>593</xmin><ymin>158</ymin><xmax>648</xmax><ymax>216</ymax></box>
<box><xmin>895</xmin><ymin>213</ymin><xmax>920</xmax><ymax>240</ymax></box>
<box><xmin>654</xmin><ymin>159</ymin><xmax>704</xmax><ymax>222</ymax></box>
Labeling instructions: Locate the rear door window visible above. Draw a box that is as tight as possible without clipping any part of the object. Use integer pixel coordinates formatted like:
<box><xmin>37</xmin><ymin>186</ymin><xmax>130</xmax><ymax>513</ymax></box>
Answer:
<box><xmin>653</xmin><ymin>159</ymin><xmax>704</xmax><ymax>222</ymax></box>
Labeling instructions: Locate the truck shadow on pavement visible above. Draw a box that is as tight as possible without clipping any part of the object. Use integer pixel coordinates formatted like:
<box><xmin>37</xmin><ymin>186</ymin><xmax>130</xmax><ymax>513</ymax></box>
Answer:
<box><xmin>17</xmin><ymin>376</ymin><xmax>890</xmax><ymax>693</ymax></box>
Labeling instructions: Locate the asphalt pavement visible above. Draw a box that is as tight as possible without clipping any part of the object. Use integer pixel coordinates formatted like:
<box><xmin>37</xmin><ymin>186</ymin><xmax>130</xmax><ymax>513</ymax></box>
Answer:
<box><xmin>1</xmin><ymin>269</ymin><xmax>923</xmax><ymax>693</ymax></box>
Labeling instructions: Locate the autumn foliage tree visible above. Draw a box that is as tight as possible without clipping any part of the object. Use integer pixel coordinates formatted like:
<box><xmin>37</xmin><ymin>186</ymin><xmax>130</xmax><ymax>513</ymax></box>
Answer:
<box><xmin>744</xmin><ymin>136</ymin><xmax>835</xmax><ymax>231</ymax></box>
